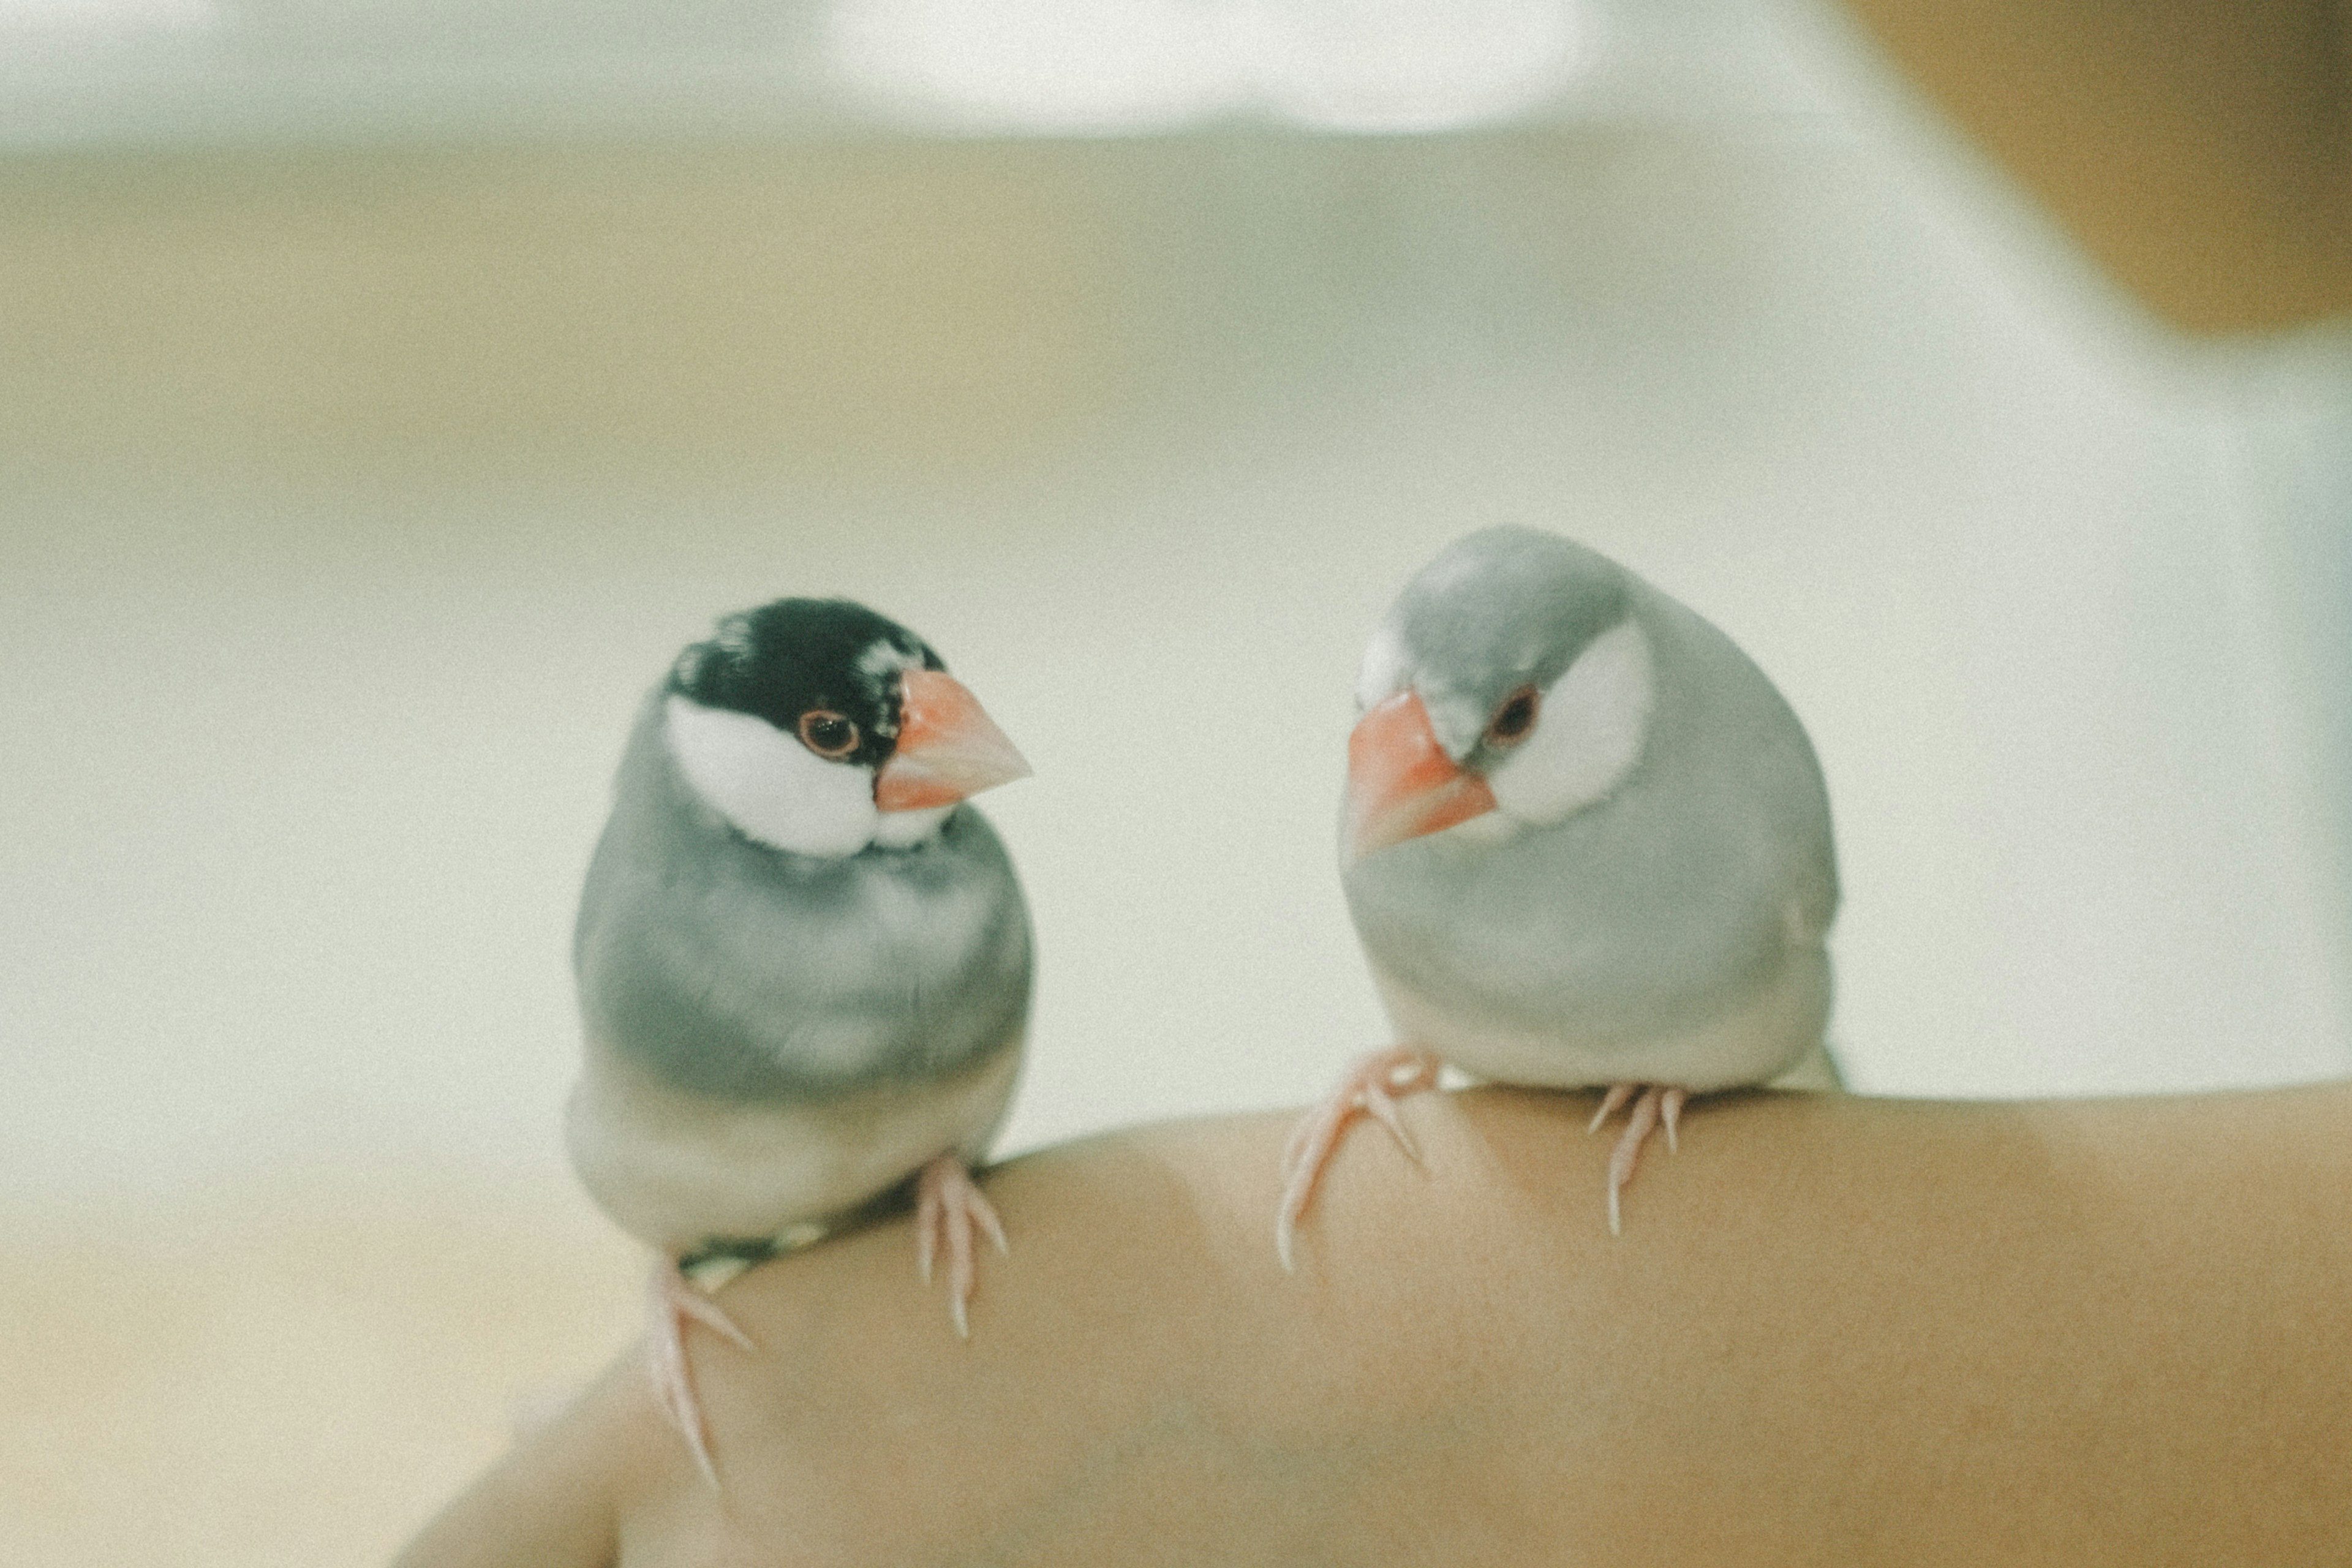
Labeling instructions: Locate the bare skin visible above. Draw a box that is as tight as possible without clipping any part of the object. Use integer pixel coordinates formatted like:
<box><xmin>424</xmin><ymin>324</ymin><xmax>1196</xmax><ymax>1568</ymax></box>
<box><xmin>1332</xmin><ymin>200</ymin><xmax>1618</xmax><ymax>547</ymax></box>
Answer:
<box><xmin>1836</xmin><ymin>0</ymin><xmax>2352</xmax><ymax>332</ymax></box>
<box><xmin>396</xmin><ymin>1082</ymin><xmax>2352</xmax><ymax>1566</ymax></box>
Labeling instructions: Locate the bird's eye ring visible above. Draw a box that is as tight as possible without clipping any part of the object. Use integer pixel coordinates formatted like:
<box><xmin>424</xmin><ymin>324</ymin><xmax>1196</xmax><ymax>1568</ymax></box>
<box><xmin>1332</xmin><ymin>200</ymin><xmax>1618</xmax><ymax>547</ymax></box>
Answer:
<box><xmin>797</xmin><ymin>710</ymin><xmax>860</xmax><ymax>759</ymax></box>
<box><xmin>1485</xmin><ymin>686</ymin><xmax>1540</xmax><ymax>747</ymax></box>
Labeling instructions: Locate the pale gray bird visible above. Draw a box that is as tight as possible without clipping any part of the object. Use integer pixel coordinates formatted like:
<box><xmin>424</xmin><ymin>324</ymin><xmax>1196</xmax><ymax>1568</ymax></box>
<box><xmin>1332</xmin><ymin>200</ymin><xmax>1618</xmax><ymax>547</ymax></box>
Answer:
<box><xmin>1279</xmin><ymin>527</ymin><xmax>1839</xmax><ymax>1264</ymax></box>
<box><xmin>568</xmin><ymin>597</ymin><xmax>1033</xmax><ymax>1484</ymax></box>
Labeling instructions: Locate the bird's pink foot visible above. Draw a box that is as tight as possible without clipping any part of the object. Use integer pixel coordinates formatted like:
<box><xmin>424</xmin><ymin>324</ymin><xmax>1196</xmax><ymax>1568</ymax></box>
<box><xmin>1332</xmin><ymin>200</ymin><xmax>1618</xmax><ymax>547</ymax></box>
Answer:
<box><xmin>915</xmin><ymin>1154</ymin><xmax>1008</xmax><ymax>1340</ymax></box>
<box><xmin>1276</xmin><ymin>1045</ymin><xmax>1444</xmax><ymax>1272</ymax></box>
<box><xmin>1588</xmin><ymin>1084</ymin><xmax>1688</xmax><ymax>1236</ymax></box>
<box><xmin>643</xmin><ymin>1262</ymin><xmax>754</xmax><ymax>1490</ymax></box>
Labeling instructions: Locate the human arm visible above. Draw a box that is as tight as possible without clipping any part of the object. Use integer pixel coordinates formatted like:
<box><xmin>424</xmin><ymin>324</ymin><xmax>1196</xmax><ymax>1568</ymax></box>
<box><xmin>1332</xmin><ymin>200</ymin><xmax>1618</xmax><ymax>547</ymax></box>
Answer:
<box><xmin>1834</xmin><ymin>0</ymin><xmax>2352</xmax><ymax>331</ymax></box>
<box><xmin>396</xmin><ymin>1081</ymin><xmax>2352</xmax><ymax>1566</ymax></box>
<box><xmin>387</xmin><ymin>1357</ymin><xmax>636</xmax><ymax>1568</ymax></box>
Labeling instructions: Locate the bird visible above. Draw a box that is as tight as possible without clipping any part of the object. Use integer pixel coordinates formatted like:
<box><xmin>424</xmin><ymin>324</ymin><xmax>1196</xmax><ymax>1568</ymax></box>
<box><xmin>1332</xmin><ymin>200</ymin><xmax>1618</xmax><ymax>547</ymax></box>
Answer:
<box><xmin>1278</xmin><ymin>526</ymin><xmax>1839</xmax><ymax>1267</ymax></box>
<box><xmin>567</xmin><ymin>597</ymin><xmax>1035</xmax><ymax>1485</ymax></box>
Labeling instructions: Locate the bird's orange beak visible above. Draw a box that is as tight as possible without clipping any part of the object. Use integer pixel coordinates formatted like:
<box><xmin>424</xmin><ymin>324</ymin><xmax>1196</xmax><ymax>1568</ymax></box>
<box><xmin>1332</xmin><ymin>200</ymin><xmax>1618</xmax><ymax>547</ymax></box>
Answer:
<box><xmin>874</xmin><ymin>669</ymin><xmax>1031</xmax><ymax>812</ymax></box>
<box><xmin>1344</xmin><ymin>689</ymin><xmax>1496</xmax><ymax>862</ymax></box>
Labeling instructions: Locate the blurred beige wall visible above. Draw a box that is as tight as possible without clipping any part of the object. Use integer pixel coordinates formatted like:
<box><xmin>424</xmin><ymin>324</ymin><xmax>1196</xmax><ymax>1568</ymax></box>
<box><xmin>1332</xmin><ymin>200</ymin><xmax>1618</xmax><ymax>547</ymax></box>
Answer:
<box><xmin>2</xmin><ymin>140</ymin><xmax>1140</xmax><ymax>493</ymax></box>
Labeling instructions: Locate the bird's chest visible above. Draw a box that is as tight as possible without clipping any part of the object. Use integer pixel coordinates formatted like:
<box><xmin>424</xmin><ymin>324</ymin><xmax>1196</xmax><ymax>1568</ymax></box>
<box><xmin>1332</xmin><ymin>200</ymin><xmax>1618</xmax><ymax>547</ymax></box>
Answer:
<box><xmin>1343</xmin><ymin>806</ymin><xmax>1792</xmax><ymax>1045</ymax></box>
<box><xmin>584</xmin><ymin>835</ymin><xmax>1028</xmax><ymax>1098</ymax></box>
<box><xmin>690</xmin><ymin>851</ymin><xmax>995</xmax><ymax>992</ymax></box>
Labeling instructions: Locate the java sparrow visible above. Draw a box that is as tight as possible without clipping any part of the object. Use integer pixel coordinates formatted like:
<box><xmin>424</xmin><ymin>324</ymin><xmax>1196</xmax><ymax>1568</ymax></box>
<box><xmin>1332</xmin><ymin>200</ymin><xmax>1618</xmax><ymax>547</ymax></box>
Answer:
<box><xmin>1278</xmin><ymin>526</ymin><xmax>1839</xmax><ymax>1265</ymax></box>
<box><xmin>567</xmin><ymin>597</ymin><xmax>1033</xmax><ymax>1484</ymax></box>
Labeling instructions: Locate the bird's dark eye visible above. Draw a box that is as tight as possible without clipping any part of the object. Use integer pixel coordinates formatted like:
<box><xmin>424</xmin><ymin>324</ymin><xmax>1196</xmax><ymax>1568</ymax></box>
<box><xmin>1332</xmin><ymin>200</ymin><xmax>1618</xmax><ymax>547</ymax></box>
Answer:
<box><xmin>1485</xmin><ymin>686</ymin><xmax>1540</xmax><ymax>747</ymax></box>
<box><xmin>797</xmin><ymin>710</ymin><xmax>859</xmax><ymax>759</ymax></box>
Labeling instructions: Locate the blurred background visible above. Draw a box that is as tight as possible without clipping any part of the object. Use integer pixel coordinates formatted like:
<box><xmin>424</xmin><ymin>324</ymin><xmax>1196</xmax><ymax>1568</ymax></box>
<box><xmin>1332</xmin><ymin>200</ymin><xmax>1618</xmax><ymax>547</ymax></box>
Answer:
<box><xmin>5</xmin><ymin>0</ymin><xmax>2350</xmax><ymax>1559</ymax></box>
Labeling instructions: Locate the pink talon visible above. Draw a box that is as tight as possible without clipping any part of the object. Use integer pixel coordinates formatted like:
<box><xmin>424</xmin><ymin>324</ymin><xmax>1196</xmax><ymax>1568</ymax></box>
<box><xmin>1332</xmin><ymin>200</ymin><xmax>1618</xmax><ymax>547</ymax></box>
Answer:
<box><xmin>644</xmin><ymin>1264</ymin><xmax>752</xmax><ymax>1491</ymax></box>
<box><xmin>1587</xmin><ymin>1082</ymin><xmax>1636</xmax><ymax>1134</ymax></box>
<box><xmin>916</xmin><ymin>1154</ymin><xmax>1006</xmax><ymax>1340</ymax></box>
<box><xmin>1276</xmin><ymin>1046</ymin><xmax>1444</xmax><ymax>1272</ymax></box>
<box><xmin>1590</xmin><ymin>1083</ymin><xmax>1690</xmax><ymax>1236</ymax></box>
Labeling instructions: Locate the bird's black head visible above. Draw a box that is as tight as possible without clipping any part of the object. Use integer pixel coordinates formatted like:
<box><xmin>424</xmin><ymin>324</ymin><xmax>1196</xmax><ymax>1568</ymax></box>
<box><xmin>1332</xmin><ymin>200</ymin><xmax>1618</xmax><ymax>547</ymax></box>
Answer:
<box><xmin>668</xmin><ymin>598</ymin><xmax>946</xmax><ymax>769</ymax></box>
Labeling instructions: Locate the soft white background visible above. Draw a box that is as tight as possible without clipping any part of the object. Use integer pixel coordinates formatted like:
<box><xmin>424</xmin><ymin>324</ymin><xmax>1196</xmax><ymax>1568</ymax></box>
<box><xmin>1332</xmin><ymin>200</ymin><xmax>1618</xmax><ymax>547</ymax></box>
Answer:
<box><xmin>4</xmin><ymin>0</ymin><xmax>2350</xmax><ymax>1558</ymax></box>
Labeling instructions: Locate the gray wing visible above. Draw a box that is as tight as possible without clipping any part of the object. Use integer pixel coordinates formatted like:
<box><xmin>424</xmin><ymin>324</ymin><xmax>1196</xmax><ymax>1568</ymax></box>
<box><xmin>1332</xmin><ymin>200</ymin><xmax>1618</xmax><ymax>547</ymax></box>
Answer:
<box><xmin>574</xmin><ymin>695</ymin><xmax>1033</xmax><ymax>1104</ymax></box>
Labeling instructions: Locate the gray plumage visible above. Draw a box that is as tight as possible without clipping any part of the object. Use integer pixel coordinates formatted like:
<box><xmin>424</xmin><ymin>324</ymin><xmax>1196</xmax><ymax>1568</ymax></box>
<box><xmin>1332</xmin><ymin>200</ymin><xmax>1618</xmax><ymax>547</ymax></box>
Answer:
<box><xmin>1344</xmin><ymin>526</ymin><xmax>1837</xmax><ymax>1091</ymax></box>
<box><xmin>576</xmin><ymin>691</ymin><xmax>1031</xmax><ymax>1105</ymax></box>
<box><xmin>565</xmin><ymin>603</ymin><xmax>1033</xmax><ymax>1264</ymax></box>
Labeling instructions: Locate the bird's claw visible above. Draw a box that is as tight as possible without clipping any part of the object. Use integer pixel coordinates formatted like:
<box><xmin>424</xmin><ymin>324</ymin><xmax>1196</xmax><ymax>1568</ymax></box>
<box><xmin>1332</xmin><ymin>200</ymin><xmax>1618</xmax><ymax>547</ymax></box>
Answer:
<box><xmin>644</xmin><ymin>1264</ymin><xmax>754</xmax><ymax>1490</ymax></box>
<box><xmin>1276</xmin><ymin>1046</ymin><xmax>1444</xmax><ymax>1272</ymax></box>
<box><xmin>1588</xmin><ymin>1084</ymin><xmax>1689</xmax><ymax>1236</ymax></box>
<box><xmin>668</xmin><ymin>1279</ymin><xmax>755</xmax><ymax>1350</ymax></box>
<box><xmin>916</xmin><ymin>1155</ymin><xmax>1005</xmax><ymax>1339</ymax></box>
<box><xmin>1359</xmin><ymin>1078</ymin><xmax>1425</xmax><ymax>1167</ymax></box>
<box><xmin>1586</xmin><ymin>1082</ymin><xmax>1637</xmax><ymax>1134</ymax></box>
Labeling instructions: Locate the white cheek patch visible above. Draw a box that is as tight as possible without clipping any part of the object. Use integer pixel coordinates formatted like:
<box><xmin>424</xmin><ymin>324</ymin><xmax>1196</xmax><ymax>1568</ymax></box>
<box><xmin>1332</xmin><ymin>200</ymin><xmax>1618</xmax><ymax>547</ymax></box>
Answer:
<box><xmin>1487</xmin><ymin>618</ymin><xmax>1655</xmax><ymax>827</ymax></box>
<box><xmin>664</xmin><ymin>695</ymin><xmax>878</xmax><ymax>858</ymax></box>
